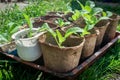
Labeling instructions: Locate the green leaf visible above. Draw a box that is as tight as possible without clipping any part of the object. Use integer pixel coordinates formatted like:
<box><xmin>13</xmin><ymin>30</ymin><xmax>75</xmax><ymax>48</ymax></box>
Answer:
<box><xmin>102</xmin><ymin>11</ymin><xmax>107</xmax><ymax>17</ymax></box>
<box><xmin>10</xmin><ymin>26</ymin><xmax>20</xmax><ymax>34</ymax></box>
<box><xmin>64</xmin><ymin>22</ymin><xmax>70</xmax><ymax>25</ymax></box>
<box><xmin>42</xmin><ymin>23</ymin><xmax>56</xmax><ymax>38</ymax></box>
<box><xmin>55</xmin><ymin>18</ymin><xmax>70</xmax><ymax>27</ymax></box>
<box><xmin>106</xmin><ymin>11</ymin><xmax>112</xmax><ymax>17</ymax></box>
<box><xmin>0</xmin><ymin>34</ymin><xmax>8</xmax><ymax>43</ymax></box>
<box><xmin>23</xmin><ymin>13</ymin><xmax>32</xmax><ymax>29</ymax></box>
<box><xmin>40</xmin><ymin>23</ymin><xmax>49</xmax><ymax>30</ymax></box>
<box><xmin>65</xmin><ymin>27</ymin><xmax>83</xmax><ymax>38</ymax></box>
<box><xmin>86</xmin><ymin>1</ymin><xmax>95</xmax><ymax>8</ymax></box>
<box><xmin>92</xmin><ymin>8</ymin><xmax>103</xmax><ymax>15</ymax></box>
<box><xmin>72</xmin><ymin>14</ymin><xmax>77</xmax><ymax>21</ymax></box>
<box><xmin>7</xmin><ymin>22</ymin><xmax>20</xmax><ymax>35</ymax></box>
<box><xmin>23</xmin><ymin>13</ymin><xmax>33</xmax><ymax>37</ymax></box>
<box><xmin>72</xmin><ymin>10</ymin><xmax>81</xmax><ymax>21</ymax></box>
<box><xmin>55</xmin><ymin>18</ymin><xmax>64</xmax><ymax>27</ymax></box>
<box><xmin>99</xmin><ymin>17</ymin><xmax>109</xmax><ymax>21</ymax></box>
<box><xmin>83</xmin><ymin>13</ymin><xmax>91</xmax><ymax>21</ymax></box>
<box><xmin>7</xmin><ymin>22</ymin><xmax>15</xmax><ymax>32</ymax></box>
<box><xmin>81</xmin><ymin>29</ymin><xmax>90</xmax><ymax>37</ymax></box>
<box><xmin>80</xmin><ymin>25</ymin><xmax>90</xmax><ymax>37</ymax></box>
<box><xmin>8</xmin><ymin>22</ymin><xmax>14</xmax><ymax>27</ymax></box>
<box><xmin>77</xmin><ymin>0</ymin><xmax>84</xmax><ymax>10</ymax></box>
<box><xmin>80</xmin><ymin>10</ymin><xmax>89</xmax><ymax>14</ymax></box>
<box><xmin>84</xmin><ymin>6</ymin><xmax>92</xmax><ymax>13</ymax></box>
<box><xmin>92</xmin><ymin>16</ymin><xmax>98</xmax><ymax>24</ymax></box>
<box><xmin>87</xmin><ymin>24</ymin><xmax>94</xmax><ymax>30</ymax></box>
<box><xmin>56</xmin><ymin>30</ymin><xmax>65</xmax><ymax>47</ymax></box>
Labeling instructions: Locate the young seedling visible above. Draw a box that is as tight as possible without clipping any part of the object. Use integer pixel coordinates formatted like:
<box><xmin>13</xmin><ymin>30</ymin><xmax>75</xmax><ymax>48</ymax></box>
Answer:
<box><xmin>74</xmin><ymin>0</ymin><xmax>112</xmax><ymax>35</ymax></box>
<box><xmin>23</xmin><ymin>13</ymin><xmax>33</xmax><ymax>38</ymax></box>
<box><xmin>71</xmin><ymin>10</ymin><xmax>81</xmax><ymax>21</ymax></box>
<box><xmin>55</xmin><ymin>18</ymin><xmax>70</xmax><ymax>27</ymax></box>
<box><xmin>40</xmin><ymin>23</ymin><xmax>83</xmax><ymax>48</ymax></box>
<box><xmin>77</xmin><ymin>0</ymin><xmax>103</xmax><ymax>15</ymax></box>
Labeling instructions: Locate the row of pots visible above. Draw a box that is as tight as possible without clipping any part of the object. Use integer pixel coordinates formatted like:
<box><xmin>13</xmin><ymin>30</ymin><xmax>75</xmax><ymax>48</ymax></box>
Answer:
<box><xmin>11</xmin><ymin>12</ymin><xmax>120</xmax><ymax>73</ymax></box>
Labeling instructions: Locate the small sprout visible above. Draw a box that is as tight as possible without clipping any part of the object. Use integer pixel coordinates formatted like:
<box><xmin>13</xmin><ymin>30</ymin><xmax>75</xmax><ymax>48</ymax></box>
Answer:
<box><xmin>23</xmin><ymin>13</ymin><xmax>33</xmax><ymax>38</ymax></box>
<box><xmin>55</xmin><ymin>18</ymin><xmax>70</xmax><ymax>27</ymax></box>
<box><xmin>73</xmin><ymin>0</ymin><xmax>112</xmax><ymax>35</ymax></box>
<box><xmin>72</xmin><ymin>10</ymin><xmax>81</xmax><ymax>21</ymax></box>
<box><xmin>40</xmin><ymin>23</ymin><xmax>83</xmax><ymax>48</ymax></box>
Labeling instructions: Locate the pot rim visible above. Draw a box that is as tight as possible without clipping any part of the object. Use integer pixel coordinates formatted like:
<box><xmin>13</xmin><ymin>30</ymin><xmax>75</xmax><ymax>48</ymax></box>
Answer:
<box><xmin>110</xmin><ymin>13</ymin><xmax>120</xmax><ymax>21</ymax></box>
<box><xmin>95</xmin><ymin>20</ymin><xmax>110</xmax><ymax>28</ymax></box>
<box><xmin>12</xmin><ymin>28</ymin><xmax>45</xmax><ymax>41</ymax></box>
<box><xmin>85</xmin><ymin>28</ymin><xmax>98</xmax><ymax>38</ymax></box>
<box><xmin>39</xmin><ymin>36</ymin><xmax>85</xmax><ymax>50</ymax></box>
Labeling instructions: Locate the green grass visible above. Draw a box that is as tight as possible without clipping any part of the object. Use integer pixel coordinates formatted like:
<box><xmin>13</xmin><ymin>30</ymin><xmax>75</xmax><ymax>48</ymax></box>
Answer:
<box><xmin>0</xmin><ymin>0</ymin><xmax>120</xmax><ymax>80</ymax></box>
<box><xmin>0</xmin><ymin>0</ymin><xmax>70</xmax><ymax>44</ymax></box>
<box><xmin>78</xmin><ymin>40</ymin><xmax>120</xmax><ymax>80</ymax></box>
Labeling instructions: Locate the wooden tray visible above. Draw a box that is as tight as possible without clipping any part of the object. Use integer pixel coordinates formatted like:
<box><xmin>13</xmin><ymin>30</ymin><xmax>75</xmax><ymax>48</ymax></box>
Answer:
<box><xmin>0</xmin><ymin>31</ymin><xmax>120</xmax><ymax>79</ymax></box>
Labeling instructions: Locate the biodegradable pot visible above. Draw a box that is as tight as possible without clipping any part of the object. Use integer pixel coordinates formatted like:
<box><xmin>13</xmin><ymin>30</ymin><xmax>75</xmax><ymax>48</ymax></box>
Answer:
<box><xmin>34</xmin><ymin>12</ymin><xmax>64</xmax><ymax>24</ymax></box>
<box><xmin>73</xmin><ymin>17</ymin><xmax>86</xmax><ymax>28</ymax></box>
<box><xmin>81</xmin><ymin>29</ymin><xmax>98</xmax><ymax>59</ymax></box>
<box><xmin>63</xmin><ymin>12</ymin><xmax>86</xmax><ymax>28</ymax></box>
<box><xmin>40</xmin><ymin>15</ymin><xmax>62</xmax><ymax>23</ymax></box>
<box><xmin>33</xmin><ymin>20</ymin><xmax>57</xmax><ymax>29</ymax></box>
<box><xmin>47</xmin><ymin>11</ymin><xmax>70</xmax><ymax>22</ymax></box>
<box><xmin>39</xmin><ymin>33</ymin><xmax>85</xmax><ymax>72</ymax></box>
<box><xmin>102</xmin><ymin>14</ymin><xmax>120</xmax><ymax>45</ymax></box>
<box><xmin>95</xmin><ymin>20</ymin><xmax>110</xmax><ymax>51</ymax></box>
<box><xmin>12</xmin><ymin>28</ymin><xmax>44</xmax><ymax>61</ymax></box>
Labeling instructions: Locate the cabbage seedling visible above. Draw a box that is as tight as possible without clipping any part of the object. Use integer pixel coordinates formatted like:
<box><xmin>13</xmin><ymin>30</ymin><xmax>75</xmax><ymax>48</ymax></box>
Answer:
<box><xmin>55</xmin><ymin>18</ymin><xmax>70</xmax><ymax>27</ymax></box>
<box><xmin>40</xmin><ymin>23</ymin><xmax>83</xmax><ymax>48</ymax></box>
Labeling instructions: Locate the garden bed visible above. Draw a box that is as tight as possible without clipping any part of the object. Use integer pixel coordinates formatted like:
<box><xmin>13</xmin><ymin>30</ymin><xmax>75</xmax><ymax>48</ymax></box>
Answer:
<box><xmin>0</xmin><ymin>31</ymin><xmax>120</xmax><ymax>80</ymax></box>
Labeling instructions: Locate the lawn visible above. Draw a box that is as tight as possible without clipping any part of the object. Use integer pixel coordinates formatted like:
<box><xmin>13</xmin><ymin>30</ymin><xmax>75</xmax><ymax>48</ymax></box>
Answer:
<box><xmin>0</xmin><ymin>0</ymin><xmax>120</xmax><ymax>80</ymax></box>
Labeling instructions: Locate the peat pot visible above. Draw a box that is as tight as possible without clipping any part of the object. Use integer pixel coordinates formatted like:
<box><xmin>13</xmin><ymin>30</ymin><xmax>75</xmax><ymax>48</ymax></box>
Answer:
<box><xmin>20</xmin><ymin>19</ymin><xmax>57</xmax><ymax>30</ymax></box>
<box><xmin>102</xmin><ymin>14</ymin><xmax>120</xmax><ymax>45</ymax></box>
<box><xmin>12</xmin><ymin>28</ymin><xmax>44</xmax><ymax>61</ymax></box>
<box><xmin>73</xmin><ymin>17</ymin><xmax>86</xmax><ymax>28</ymax></box>
<box><xmin>33</xmin><ymin>19</ymin><xmax>57</xmax><ymax>29</ymax></box>
<box><xmin>39</xmin><ymin>33</ymin><xmax>85</xmax><ymax>72</ymax></box>
<box><xmin>81</xmin><ymin>28</ymin><xmax>98</xmax><ymax>59</ymax></box>
<box><xmin>35</xmin><ymin>12</ymin><xmax>63</xmax><ymax>24</ymax></box>
<box><xmin>63</xmin><ymin>12</ymin><xmax>86</xmax><ymax>28</ymax></box>
<box><xmin>95</xmin><ymin>20</ymin><xmax>110</xmax><ymax>51</ymax></box>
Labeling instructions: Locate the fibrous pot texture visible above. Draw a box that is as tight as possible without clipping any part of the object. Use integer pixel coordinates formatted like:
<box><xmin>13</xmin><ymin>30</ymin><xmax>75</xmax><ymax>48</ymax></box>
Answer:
<box><xmin>95</xmin><ymin>20</ymin><xmax>110</xmax><ymax>50</ymax></box>
<box><xmin>81</xmin><ymin>28</ymin><xmax>98</xmax><ymax>59</ymax></box>
<box><xmin>102</xmin><ymin>14</ymin><xmax>120</xmax><ymax>45</ymax></box>
<box><xmin>39</xmin><ymin>33</ymin><xmax>85</xmax><ymax>72</ymax></box>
